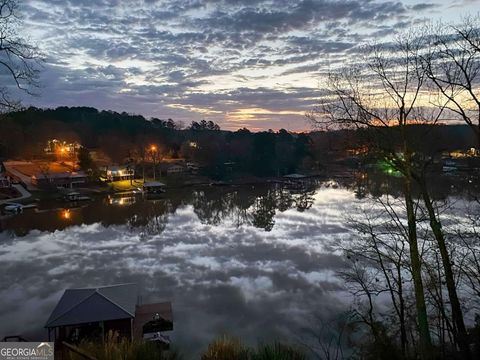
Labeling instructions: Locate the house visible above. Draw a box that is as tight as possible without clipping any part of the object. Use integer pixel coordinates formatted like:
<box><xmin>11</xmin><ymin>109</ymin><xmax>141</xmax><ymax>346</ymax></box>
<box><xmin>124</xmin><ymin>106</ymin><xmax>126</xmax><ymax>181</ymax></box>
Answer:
<box><xmin>283</xmin><ymin>173</ymin><xmax>306</xmax><ymax>180</ymax></box>
<box><xmin>31</xmin><ymin>171</ymin><xmax>88</xmax><ymax>189</ymax></box>
<box><xmin>186</xmin><ymin>162</ymin><xmax>200</xmax><ymax>174</ymax></box>
<box><xmin>45</xmin><ymin>284</ymin><xmax>173</xmax><ymax>345</ymax></box>
<box><xmin>44</xmin><ymin>139</ymin><xmax>81</xmax><ymax>157</ymax></box>
<box><xmin>166</xmin><ymin>164</ymin><xmax>186</xmax><ymax>176</ymax></box>
<box><xmin>105</xmin><ymin>165</ymin><xmax>135</xmax><ymax>181</ymax></box>
<box><xmin>445</xmin><ymin>148</ymin><xmax>479</xmax><ymax>159</ymax></box>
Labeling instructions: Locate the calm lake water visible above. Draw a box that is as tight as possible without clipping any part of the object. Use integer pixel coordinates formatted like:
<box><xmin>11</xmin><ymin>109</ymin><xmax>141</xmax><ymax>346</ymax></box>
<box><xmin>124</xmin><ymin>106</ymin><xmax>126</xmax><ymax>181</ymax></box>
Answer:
<box><xmin>0</xmin><ymin>173</ymin><xmax>478</xmax><ymax>357</ymax></box>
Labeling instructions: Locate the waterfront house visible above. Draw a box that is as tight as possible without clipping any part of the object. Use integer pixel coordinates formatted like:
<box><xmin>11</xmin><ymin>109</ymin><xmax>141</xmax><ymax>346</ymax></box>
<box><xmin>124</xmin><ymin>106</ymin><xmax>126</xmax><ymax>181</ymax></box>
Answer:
<box><xmin>31</xmin><ymin>171</ymin><xmax>88</xmax><ymax>189</ymax></box>
<box><xmin>44</xmin><ymin>139</ymin><xmax>81</xmax><ymax>157</ymax></box>
<box><xmin>45</xmin><ymin>284</ymin><xmax>173</xmax><ymax>344</ymax></box>
<box><xmin>166</xmin><ymin>164</ymin><xmax>186</xmax><ymax>176</ymax></box>
<box><xmin>186</xmin><ymin>162</ymin><xmax>200</xmax><ymax>174</ymax></box>
<box><xmin>105</xmin><ymin>165</ymin><xmax>135</xmax><ymax>181</ymax></box>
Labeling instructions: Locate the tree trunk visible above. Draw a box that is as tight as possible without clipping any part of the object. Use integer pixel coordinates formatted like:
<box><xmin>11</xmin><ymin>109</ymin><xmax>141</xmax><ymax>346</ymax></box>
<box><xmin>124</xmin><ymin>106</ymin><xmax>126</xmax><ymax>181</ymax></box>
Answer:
<box><xmin>397</xmin><ymin>263</ymin><xmax>408</xmax><ymax>357</ymax></box>
<box><xmin>404</xmin><ymin>158</ymin><xmax>433</xmax><ymax>359</ymax></box>
<box><xmin>477</xmin><ymin>123</ymin><xmax>480</xmax><ymax>152</ymax></box>
<box><xmin>419</xmin><ymin>179</ymin><xmax>471</xmax><ymax>359</ymax></box>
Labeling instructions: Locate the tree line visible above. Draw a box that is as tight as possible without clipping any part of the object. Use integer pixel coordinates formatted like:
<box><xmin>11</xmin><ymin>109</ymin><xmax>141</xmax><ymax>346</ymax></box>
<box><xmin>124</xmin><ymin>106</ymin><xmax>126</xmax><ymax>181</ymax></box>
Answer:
<box><xmin>0</xmin><ymin>106</ymin><xmax>317</xmax><ymax>179</ymax></box>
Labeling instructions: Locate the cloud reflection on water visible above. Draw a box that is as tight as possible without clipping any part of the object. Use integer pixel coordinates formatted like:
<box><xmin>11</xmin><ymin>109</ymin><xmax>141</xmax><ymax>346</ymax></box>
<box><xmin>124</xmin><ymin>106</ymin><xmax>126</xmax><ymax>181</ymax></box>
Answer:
<box><xmin>0</xmin><ymin>188</ymin><xmax>357</xmax><ymax>357</ymax></box>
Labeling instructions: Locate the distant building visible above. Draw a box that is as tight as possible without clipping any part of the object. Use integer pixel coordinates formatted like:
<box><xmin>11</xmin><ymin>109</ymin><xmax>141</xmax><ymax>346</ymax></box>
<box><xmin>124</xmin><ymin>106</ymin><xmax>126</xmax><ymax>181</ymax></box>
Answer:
<box><xmin>31</xmin><ymin>171</ymin><xmax>88</xmax><ymax>189</ymax></box>
<box><xmin>346</xmin><ymin>145</ymin><xmax>370</xmax><ymax>157</ymax></box>
<box><xmin>45</xmin><ymin>284</ymin><xmax>173</xmax><ymax>344</ymax></box>
<box><xmin>186</xmin><ymin>162</ymin><xmax>200</xmax><ymax>174</ymax></box>
<box><xmin>105</xmin><ymin>165</ymin><xmax>135</xmax><ymax>181</ymax></box>
<box><xmin>283</xmin><ymin>173</ymin><xmax>306</xmax><ymax>179</ymax></box>
<box><xmin>446</xmin><ymin>148</ymin><xmax>480</xmax><ymax>158</ymax></box>
<box><xmin>44</xmin><ymin>139</ymin><xmax>81</xmax><ymax>157</ymax></box>
<box><xmin>166</xmin><ymin>164</ymin><xmax>186</xmax><ymax>176</ymax></box>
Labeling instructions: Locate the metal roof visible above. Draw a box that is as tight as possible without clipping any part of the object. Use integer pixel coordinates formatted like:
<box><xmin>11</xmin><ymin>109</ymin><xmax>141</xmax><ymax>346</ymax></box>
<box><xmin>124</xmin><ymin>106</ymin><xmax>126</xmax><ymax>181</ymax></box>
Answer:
<box><xmin>45</xmin><ymin>284</ymin><xmax>138</xmax><ymax>328</ymax></box>
<box><xmin>33</xmin><ymin>171</ymin><xmax>87</xmax><ymax>180</ymax></box>
<box><xmin>143</xmin><ymin>181</ymin><xmax>166</xmax><ymax>187</ymax></box>
<box><xmin>283</xmin><ymin>173</ymin><xmax>306</xmax><ymax>179</ymax></box>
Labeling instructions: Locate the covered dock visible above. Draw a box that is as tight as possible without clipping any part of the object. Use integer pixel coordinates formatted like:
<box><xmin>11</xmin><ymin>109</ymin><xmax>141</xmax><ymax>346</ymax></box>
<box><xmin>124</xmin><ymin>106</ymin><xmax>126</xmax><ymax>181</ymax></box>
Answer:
<box><xmin>45</xmin><ymin>284</ymin><xmax>172</xmax><ymax>344</ymax></box>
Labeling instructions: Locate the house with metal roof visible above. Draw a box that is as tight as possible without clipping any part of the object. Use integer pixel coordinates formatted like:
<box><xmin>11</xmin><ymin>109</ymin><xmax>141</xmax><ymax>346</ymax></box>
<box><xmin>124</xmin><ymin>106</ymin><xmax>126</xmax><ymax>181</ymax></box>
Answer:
<box><xmin>31</xmin><ymin>171</ymin><xmax>88</xmax><ymax>189</ymax></box>
<box><xmin>45</xmin><ymin>284</ymin><xmax>172</xmax><ymax>345</ymax></box>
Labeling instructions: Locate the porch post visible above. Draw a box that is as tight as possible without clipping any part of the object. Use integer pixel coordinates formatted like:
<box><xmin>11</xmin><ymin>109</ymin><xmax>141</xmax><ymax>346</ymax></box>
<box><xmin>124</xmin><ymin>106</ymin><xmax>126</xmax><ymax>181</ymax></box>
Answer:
<box><xmin>130</xmin><ymin>318</ymin><xmax>134</xmax><ymax>341</ymax></box>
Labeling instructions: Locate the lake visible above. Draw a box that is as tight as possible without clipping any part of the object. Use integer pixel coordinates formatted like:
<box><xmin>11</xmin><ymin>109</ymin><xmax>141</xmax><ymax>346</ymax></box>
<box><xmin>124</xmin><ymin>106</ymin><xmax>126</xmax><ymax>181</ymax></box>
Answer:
<box><xmin>0</xmin><ymin>173</ymin><xmax>478</xmax><ymax>357</ymax></box>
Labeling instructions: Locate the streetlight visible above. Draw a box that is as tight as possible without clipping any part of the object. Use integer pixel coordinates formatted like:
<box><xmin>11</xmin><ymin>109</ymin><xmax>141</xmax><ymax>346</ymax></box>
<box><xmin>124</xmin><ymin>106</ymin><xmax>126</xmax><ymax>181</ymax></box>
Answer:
<box><xmin>150</xmin><ymin>145</ymin><xmax>158</xmax><ymax>180</ymax></box>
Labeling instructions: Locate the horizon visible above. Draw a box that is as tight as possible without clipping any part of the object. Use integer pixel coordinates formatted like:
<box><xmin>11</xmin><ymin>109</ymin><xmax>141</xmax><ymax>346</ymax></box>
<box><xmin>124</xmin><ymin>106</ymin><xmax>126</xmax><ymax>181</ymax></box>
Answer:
<box><xmin>17</xmin><ymin>0</ymin><xmax>479</xmax><ymax>131</ymax></box>
<box><xmin>10</xmin><ymin>105</ymin><xmax>475</xmax><ymax>134</ymax></box>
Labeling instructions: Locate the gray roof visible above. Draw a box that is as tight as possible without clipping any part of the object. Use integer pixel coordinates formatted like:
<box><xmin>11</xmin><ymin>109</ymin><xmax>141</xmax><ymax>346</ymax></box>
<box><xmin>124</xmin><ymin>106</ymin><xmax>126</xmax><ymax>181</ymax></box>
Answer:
<box><xmin>143</xmin><ymin>181</ymin><xmax>166</xmax><ymax>187</ymax></box>
<box><xmin>45</xmin><ymin>284</ymin><xmax>138</xmax><ymax>328</ymax></box>
<box><xmin>283</xmin><ymin>173</ymin><xmax>306</xmax><ymax>179</ymax></box>
<box><xmin>33</xmin><ymin>171</ymin><xmax>87</xmax><ymax>180</ymax></box>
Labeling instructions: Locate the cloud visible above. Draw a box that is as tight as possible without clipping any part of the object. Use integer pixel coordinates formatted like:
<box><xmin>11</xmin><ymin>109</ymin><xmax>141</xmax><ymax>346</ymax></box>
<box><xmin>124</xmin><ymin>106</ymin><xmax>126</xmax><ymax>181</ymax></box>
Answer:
<box><xmin>17</xmin><ymin>0</ymin><xmax>452</xmax><ymax>130</ymax></box>
<box><xmin>410</xmin><ymin>2</ymin><xmax>438</xmax><ymax>11</ymax></box>
<box><xmin>0</xmin><ymin>187</ymin><xmax>360</xmax><ymax>356</ymax></box>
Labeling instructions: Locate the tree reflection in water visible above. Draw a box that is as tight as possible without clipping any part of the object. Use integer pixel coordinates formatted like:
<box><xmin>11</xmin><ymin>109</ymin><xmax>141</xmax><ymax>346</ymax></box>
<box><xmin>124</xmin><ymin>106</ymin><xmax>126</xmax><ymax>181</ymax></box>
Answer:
<box><xmin>122</xmin><ymin>182</ymin><xmax>317</xmax><ymax>236</ymax></box>
<box><xmin>4</xmin><ymin>170</ymin><xmax>477</xmax><ymax>237</ymax></box>
<box><xmin>188</xmin><ymin>185</ymin><xmax>316</xmax><ymax>232</ymax></box>
<box><xmin>127</xmin><ymin>199</ymin><xmax>174</xmax><ymax>238</ymax></box>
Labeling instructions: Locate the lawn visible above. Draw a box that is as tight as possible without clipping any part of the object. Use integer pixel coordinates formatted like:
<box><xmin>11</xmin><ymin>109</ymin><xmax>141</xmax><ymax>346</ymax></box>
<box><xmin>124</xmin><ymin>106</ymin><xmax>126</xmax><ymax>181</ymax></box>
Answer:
<box><xmin>109</xmin><ymin>179</ymin><xmax>144</xmax><ymax>191</ymax></box>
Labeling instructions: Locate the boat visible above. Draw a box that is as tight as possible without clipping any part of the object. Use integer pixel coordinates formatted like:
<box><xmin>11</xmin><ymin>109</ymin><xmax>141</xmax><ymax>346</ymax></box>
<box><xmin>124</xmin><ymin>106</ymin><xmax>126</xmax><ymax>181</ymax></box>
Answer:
<box><xmin>64</xmin><ymin>192</ymin><xmax>91</xmax><ymax>202</ymax></box>
<box><xmin>3</xmin><ymin>203</ymin><xmax>23</xmax><ymax>214</ymax></box>
<box><xmin>143</xmin><ymin>332</ymin><xmax>170</xmax><ymax>346</ymax></box>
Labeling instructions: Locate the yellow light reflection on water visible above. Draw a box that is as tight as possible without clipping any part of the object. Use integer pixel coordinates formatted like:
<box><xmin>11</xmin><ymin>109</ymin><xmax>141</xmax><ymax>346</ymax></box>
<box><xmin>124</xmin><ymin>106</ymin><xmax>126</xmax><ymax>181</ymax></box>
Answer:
<box><xmin>61</xmin><ymin>209</ymin><xmax>71</xmax><ymax>220</ymax></box>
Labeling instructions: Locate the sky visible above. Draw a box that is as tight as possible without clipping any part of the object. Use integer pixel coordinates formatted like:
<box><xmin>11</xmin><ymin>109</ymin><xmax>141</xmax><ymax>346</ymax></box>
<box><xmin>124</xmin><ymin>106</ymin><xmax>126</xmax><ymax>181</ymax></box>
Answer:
<box><xmin>20</xmin><ymin>0</ymin><xmax>480</xmax><ymax>131</ymax></box>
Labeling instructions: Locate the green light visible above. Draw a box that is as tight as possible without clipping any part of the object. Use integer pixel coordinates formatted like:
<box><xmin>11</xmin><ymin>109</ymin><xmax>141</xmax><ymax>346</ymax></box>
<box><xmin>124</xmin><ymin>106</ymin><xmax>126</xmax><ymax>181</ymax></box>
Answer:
<box><xmin>378</xmin><ymin>159</ymin><xmax>401</xmax><ymax>177</ymax></box>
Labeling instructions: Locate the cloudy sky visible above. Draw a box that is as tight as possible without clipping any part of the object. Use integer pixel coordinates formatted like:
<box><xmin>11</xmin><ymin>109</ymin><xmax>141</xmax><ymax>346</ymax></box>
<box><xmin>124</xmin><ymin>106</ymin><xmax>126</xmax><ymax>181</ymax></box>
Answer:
<box><xmin>20</xmin><ymin>0</ymin><xmax>479</xmax><ymax>131</ymax></box>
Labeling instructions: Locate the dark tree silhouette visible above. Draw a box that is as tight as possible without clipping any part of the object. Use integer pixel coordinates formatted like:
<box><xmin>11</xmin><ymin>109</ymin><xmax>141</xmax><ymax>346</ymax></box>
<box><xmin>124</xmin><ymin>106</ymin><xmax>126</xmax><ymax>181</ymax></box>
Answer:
<box><xmin>0</xmin><ymin>0</ymin><xmax>43</xmax><ymax>112</ymax></box>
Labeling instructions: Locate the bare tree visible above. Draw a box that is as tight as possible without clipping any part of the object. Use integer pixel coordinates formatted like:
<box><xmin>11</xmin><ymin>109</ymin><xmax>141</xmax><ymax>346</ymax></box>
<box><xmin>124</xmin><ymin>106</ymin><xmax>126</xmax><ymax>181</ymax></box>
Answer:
<box><xmin>0</xmin><ymin>0</ymin><xmax>42</xmax><ymax>112</ymax></box>
<box><xmin>348</xmin><ymin>201</ymin><xmax>412</xmax><ymax>356</ymax></box>
<box><xmin>454</xmin><ymin>201</ymin><xmax>480</xmax><ymax>314</ymax></box>
<box><xmin>308</xmin><ymin>30</ymin><xmax>437</xmax><ymax>359</ymax></box>
<box><xmin>422</xmin><ymin>16</ymin><xmax>480</xmax><ymax>147</ymax></box>
<box><xmin>309</xmin><ymin>23</ymin><xmax>479</xmax><ymax>357</ymax></box>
